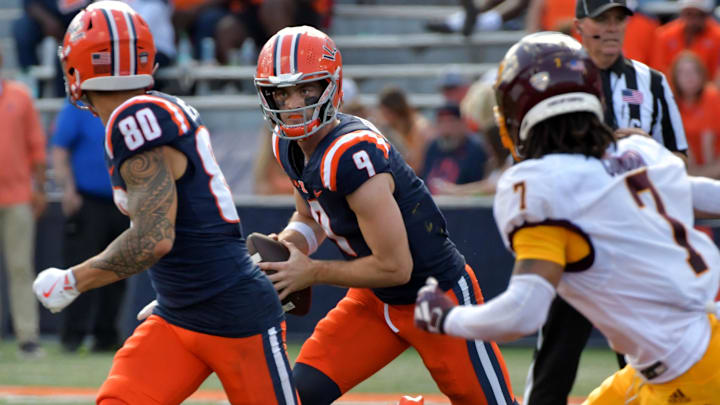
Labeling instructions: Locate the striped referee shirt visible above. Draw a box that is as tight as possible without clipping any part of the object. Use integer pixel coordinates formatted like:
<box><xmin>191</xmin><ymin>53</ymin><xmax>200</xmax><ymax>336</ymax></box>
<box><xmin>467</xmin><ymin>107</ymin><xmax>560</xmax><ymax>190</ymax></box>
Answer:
<box><xmin>601</xmin><ymin>55</ymin><xmax>687</xmax><ymax>153</ymax></box>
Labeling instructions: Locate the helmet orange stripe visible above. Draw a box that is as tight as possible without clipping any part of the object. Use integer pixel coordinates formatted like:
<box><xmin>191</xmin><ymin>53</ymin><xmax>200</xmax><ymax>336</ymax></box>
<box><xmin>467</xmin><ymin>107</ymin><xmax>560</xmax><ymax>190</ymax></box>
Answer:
<box><xmin>110</xmin><ymin>9</ymin><xmax>131</xmax><ymax>75</ymax></box>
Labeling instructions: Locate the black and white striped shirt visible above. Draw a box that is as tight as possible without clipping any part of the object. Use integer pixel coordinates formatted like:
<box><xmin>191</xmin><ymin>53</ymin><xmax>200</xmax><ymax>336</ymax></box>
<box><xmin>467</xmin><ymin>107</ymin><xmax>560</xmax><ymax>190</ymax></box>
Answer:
<box><xmin>600</xmin><ymin>55</ymin><xmax>687</xmax><ymax>153</ymax></box>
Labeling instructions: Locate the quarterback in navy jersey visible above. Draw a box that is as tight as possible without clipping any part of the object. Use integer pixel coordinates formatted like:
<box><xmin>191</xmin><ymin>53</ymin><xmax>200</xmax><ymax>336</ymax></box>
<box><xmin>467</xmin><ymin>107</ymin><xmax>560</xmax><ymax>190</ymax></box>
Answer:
<box><xmin>32</xmin><ymin>3</ymin><xmax>297</xmax><ymax>404</ymax></box>
<box><xmin>254</xmin><ymin>26</ymin><xmax>517</xmax><ymax>405</ymax></box>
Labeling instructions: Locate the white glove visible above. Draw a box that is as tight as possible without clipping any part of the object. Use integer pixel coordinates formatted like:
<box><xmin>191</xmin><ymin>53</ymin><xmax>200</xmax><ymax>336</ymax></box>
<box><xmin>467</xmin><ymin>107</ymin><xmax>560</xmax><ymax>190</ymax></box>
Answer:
<box><xmin>136</xmin><ymin>299</ymin><xmax>158</xmax><ymax>321</ymax></box>
<box><xmin>32</xmin><ymin>267</ymin><xmax>80</xmax><ymax>313</ymax></box>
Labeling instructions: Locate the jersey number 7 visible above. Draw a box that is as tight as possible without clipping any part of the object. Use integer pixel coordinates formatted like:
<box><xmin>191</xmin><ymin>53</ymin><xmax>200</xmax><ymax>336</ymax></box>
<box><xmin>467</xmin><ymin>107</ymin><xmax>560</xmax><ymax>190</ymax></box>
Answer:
<box><xmin>626</xmin><ymin>170</ymin><xmax>708</xmax><ymax>275</ymax></box>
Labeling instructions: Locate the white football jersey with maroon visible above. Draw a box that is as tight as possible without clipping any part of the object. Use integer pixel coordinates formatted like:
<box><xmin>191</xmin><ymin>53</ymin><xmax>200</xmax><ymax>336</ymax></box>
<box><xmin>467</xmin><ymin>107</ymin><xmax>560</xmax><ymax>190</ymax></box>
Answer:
<box><xmin>494</xmin><ymin>134</ymin><xmax>720</xmax><ymax>382</ymax></box>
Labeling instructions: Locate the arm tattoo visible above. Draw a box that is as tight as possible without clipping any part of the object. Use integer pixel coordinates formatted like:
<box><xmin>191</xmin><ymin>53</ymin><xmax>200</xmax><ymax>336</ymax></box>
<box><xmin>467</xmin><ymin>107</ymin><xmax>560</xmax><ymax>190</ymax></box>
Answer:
<box><xmin>91</xmin><ymin>148</ymin><xmax>176</xmax><ymax>278</ymax></box>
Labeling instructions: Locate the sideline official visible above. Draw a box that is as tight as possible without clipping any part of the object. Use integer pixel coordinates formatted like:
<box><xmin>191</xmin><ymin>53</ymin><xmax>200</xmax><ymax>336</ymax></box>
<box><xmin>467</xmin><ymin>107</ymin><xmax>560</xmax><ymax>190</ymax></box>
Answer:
<box><xmin>523</xmin><ymin>1</ymin><xmax>688</xmax><ymax>404</ymax></box>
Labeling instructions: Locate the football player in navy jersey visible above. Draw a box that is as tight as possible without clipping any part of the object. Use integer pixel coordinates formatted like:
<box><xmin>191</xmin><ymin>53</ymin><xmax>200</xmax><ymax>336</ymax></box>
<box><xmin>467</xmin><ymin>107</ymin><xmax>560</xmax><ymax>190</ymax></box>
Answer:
<box><xmin>32</xmin><ymin>2</ymin><xmax>297</xmax><ymax>404</ymax></box>
<box><xmin>254</xmin><ymin>26</ymin><xmax>517</xmax><ymax>405</ymax></box>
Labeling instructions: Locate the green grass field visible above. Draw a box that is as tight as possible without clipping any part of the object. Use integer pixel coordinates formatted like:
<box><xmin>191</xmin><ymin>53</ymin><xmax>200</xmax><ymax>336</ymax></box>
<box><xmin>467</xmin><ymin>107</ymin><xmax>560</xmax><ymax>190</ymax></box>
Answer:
<box><xmin>0</xmin><ymin>339</ymin><xmax>617</xmax><ymax>404</ymax></box>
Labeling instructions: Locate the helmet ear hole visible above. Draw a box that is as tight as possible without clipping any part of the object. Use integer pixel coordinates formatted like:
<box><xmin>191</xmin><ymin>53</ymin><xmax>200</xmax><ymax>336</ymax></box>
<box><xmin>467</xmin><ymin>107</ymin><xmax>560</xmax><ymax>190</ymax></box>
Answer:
<box><xmin>87</xmin><ymin>20</ymin><xmax>92</xmax><ymax>30</ymax></box>
<box><xmin>68</xmin><ymin>67</ymin><xmax>75</xmax><ymax>76</ymax></box>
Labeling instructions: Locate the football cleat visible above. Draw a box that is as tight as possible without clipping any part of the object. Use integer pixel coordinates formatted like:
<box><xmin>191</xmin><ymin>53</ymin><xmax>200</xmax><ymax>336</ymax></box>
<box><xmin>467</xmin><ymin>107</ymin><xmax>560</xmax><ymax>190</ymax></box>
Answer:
<box><xmin>398</xmin><ymin>395</ymin><xmax>424</xmax><ymax>405</ymax></box>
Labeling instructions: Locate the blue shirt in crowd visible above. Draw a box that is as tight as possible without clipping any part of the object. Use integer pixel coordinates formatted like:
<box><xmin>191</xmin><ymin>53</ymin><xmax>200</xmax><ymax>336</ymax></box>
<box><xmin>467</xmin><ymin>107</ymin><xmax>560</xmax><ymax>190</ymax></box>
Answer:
<box><xmin>420</xmin><ymin>134</ymin><xmax>488</xmax><ymax>192</ymax></box>
<box><xmin>51</xmin><ymin>100</ymin><xmax>113</xmax><ymax>199</ymax></box>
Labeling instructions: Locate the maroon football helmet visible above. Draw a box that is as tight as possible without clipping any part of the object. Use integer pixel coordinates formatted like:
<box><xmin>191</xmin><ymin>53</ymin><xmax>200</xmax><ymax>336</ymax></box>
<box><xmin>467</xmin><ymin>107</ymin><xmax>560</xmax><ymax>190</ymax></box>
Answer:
<box><xmin>493</xmin><ymin>32</ymin><xmax>604</xmax><ymax>159</ymax></box>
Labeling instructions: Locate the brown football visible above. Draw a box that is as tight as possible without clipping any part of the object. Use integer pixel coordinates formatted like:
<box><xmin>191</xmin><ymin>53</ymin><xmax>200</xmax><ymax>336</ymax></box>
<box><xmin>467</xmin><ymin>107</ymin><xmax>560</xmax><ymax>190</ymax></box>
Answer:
<box><xmin>247</xmin><ymin>232</ymin><xmax>312</xmax><ymax>316</ymax></box>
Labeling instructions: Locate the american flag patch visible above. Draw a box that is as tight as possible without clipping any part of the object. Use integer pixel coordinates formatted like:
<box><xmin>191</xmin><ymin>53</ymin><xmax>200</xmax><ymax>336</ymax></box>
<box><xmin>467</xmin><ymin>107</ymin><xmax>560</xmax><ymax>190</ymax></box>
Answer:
<box><xmin>91</xmin><ymin>52</ymin><xmax>111</xmax><ymax>65</ymax></box>
<box><xmin>622</xmin><ymin>88</ymin><xmax>643</xmax><ymax>104</ymax></box>
<box><xmin>567</xmin><ymin>59</ymin><xmax>585</xmax><ymax>71</ymax></box>
<box><xmin>139</xmin><ymin>52</ymin><xmax>149</xmax><ymax>65</ymax></box>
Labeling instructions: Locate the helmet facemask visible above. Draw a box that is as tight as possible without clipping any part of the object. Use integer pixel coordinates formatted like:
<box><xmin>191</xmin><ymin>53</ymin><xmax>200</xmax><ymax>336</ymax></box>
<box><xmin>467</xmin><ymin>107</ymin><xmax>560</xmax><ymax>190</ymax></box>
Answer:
<box><xmin>256</xmin><ymin>67</ymin><xmax>341</xmax><ymax>141</ymax></box>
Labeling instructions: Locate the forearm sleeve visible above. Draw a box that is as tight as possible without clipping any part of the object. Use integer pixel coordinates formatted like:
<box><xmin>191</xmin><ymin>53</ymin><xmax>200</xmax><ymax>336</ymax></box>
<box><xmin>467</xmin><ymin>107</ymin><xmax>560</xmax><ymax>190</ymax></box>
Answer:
<box><xmin>690</xmin><ymin>176</ymin><xmax>720</xmax><ymax>215</ymax></box>
<box><xmin>443</xmin><ymin>273</ymin><xmax>556</xmax><ymax>342</ymax></box>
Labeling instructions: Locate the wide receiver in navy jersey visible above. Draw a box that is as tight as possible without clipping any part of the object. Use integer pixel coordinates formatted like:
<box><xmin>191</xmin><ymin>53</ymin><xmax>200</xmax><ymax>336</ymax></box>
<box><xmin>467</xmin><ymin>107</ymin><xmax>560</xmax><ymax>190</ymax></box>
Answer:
<box><xmin>32</xmin><ymin>2</ymin><xmax>297</xmax><ymax>404</ymax></box>
<box><xmin>254</xmin><ymin>25</ymin><xmax>517</xmax><ymax>405</ymax></box>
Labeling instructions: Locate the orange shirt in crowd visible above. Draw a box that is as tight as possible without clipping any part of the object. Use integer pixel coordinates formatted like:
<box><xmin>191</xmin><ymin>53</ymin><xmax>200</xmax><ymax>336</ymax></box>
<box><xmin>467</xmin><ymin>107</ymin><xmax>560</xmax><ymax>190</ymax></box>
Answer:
<box><xmin>677</xmin><ymin>84</ymin><xmax>720</xmax><ymax>165</ymax></box>
<box><xmin>0</xmin><ymin>80</ymin><xmax>46</xmax><ymax>206</ymax></box>
<box><xmin>651</xmin><ymin>18</ymin><xmax>720</xmax><ymax>80</ymax></box>
<box><xmin>623</xmin><ymin>12</ymin><xmax>660</xmax><ymax>65</ymax></box>
<box><xmin>540</xmin><ymin>0</ymin><xmax>575</xmax><ymax>32</ymax></box>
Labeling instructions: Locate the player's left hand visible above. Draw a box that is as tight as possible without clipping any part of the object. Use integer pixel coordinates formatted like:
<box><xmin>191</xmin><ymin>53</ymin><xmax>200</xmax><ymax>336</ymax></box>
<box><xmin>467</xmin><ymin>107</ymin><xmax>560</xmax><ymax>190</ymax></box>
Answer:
<box><xmin>414</xmin><ymin>277</ymin><xmax>455</xmax><ymax>334</ymax></box>
<box><xmin>32</xmin><ymin>267</ymin><xmax>80</xmax><ymax>313</ymax></box>
<box><xmin>259</xmin><ymin>240</ymin><xmax>316</xmax><ymax>301</ymax></box>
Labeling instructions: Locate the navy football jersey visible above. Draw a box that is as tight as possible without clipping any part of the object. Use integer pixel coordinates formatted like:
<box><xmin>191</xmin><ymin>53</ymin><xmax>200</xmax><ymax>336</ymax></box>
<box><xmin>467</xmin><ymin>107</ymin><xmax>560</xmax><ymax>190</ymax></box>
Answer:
<box><xmin>105</xmin><ymin>91</ymin><xmax>283</xmax><ymax>337</ymax></box>
<box><xmin>273</xmin><ymin>113</ymin><xmax>465</xmax><ymax>304</ymax></box>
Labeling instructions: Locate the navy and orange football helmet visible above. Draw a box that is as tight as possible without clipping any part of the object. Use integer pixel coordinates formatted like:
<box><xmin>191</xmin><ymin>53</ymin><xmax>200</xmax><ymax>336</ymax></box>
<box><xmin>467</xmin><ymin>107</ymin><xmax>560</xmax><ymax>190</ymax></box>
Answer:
<box><xmin>255</xmin><ymin>26</ymin><xmax>343</xmax><ymax>140</ymax></box>
<box><xmin>493</xmin><ymin>32</ymin><xmax>604</xmax><ymax>159</ymax></box>
<box><xmin>59</xmin><ymin>0</ymin><xmax>156</xmax><ymax>108</ymax></box>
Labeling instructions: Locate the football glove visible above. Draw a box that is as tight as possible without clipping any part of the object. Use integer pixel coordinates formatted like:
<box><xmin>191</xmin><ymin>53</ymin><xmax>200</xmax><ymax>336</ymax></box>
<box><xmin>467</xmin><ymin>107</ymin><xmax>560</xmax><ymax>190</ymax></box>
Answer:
<box><xmin>32</xmin><ymin>267</ymin><xmax>80</xmax><ymax>313</ymax></box>
<box><xmin>414</xmin><ymin>277</ymin><xmax>455</xmax><ymax>334</ymax></box>
<box><xmin>137</xmin><ymin>299</ymin><xmax>158</xmax><ymax>321</ymax></box>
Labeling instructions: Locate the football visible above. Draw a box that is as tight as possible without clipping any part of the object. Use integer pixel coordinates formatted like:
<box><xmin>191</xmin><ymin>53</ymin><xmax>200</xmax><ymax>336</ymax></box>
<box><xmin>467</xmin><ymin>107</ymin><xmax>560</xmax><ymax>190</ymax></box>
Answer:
<box><xmin>247</xmin><ymin>232</ymin><xmax>312</xmax><ymax>316</ymax></box>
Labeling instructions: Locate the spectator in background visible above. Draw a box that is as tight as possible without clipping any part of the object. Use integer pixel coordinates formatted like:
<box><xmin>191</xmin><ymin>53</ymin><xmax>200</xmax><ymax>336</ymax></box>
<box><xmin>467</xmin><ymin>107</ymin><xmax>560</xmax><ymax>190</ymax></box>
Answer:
<box><xmin>375</xmin><ymin>86</ymin><xmax>431</xmax><ymax>173</ymax></box>
<box><xmin>0</xmin><ymin>50</ymin><xmax>46</xmax><ymax>358</ymax></box>
<box><xmin>172</xmin><ymin>0</ymin><xmax>230</xmax><ymax>62</ymax></box>
<box><xmin>621</xmin><ymin>2</ymin><xmax>660</xmax><ymax>65</ymax></box>
<box><xmin>438</xmin><ymin>67</ymin><xmax>471</xmax><ymax>105</ymax></box>
<box><xmin>339</xmin><ymin>77</ymin><xmax>371</xmax><ymax>118</ymax></box>
<box><xmin>252</xmin><ymin>127</ymin><xmax>295</xmax><ymax>195</ymax></box>
<box><xmin>433</xmin><ymin>80</ymin><xmax>511</xmax><ymax>196</ymax></box>
<box><xmin>526</xmin><ymin>0</ymin><xmax>575</xmax><ymax>34</ymax></box>
<box><xmin>651</xmin><ymin>0</ymin><xmax>720</xmax><ymax>81</ymax></box>
<box><xmin>420</xmin><ymin>104</ymin><xmax>487</xmax><ymax>195</ymax></box>
<box><xmin>122</xmin><ymin>0</ymin><xmax>176</xmax><ymax>69</ymax></box>
<box><xmin>13</xmin><ymin>0</ymin><xmax>89</xmax><ymax>97</ymax></box>
<box><xmin>50</xmin><ymin>100</ymin><xmax>129</xmax><ymax>353</ymax></box>
<box><xmin>426</xmin><ymin>0</ymin><xmax>527</xmax><ymax>36</ymax></box>
<box><xmin>670</xmin><ymin>51</ymin><xmax>720</xmax><ymax>178</ymax></box>
<box><xmin>215</xmin><ymin>0</ymin><xmax>333</xmax><ymax>65</ymax></box>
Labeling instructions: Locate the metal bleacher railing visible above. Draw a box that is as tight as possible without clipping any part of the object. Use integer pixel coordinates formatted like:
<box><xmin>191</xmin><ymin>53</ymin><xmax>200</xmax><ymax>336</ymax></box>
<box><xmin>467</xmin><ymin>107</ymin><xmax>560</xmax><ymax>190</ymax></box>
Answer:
<box><xmin>3</xmin><ymin>1</ymin><xmax>686</xmax><ymax>116</ymax></box>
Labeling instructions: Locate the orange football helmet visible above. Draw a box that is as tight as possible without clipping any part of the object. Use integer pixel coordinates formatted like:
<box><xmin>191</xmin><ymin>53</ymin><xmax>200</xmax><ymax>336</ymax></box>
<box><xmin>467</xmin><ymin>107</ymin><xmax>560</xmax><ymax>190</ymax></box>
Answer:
<box><xmin>255</xmin><ymin>26</ymin><xmax>343</xmax><ymax>140</ymax></box>
<box><xmin>59</xmin><ymin>0</ymin><xmax>156</xmax><ymax>108</ymax></box>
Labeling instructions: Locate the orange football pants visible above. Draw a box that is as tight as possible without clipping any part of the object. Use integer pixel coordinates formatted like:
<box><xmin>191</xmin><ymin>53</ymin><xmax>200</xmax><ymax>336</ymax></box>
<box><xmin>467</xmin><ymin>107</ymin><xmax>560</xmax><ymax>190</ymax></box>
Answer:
<box><xmin>96</xmin><ymin>315</ymin><xmax>298</xmax><ymax>405</ymax></box>
<box><xmin>295</xmin><ymin>265</ymin><xmax>517</xmax><ymax>405</ymax></box>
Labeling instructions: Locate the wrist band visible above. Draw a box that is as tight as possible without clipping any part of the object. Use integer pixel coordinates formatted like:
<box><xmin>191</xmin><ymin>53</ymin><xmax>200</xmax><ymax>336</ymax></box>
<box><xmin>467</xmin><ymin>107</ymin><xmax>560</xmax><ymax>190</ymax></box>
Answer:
<box><xmin>285</xmin><ymin>221</ymin><xmax>318</xmax><ymax>254</ymax></box>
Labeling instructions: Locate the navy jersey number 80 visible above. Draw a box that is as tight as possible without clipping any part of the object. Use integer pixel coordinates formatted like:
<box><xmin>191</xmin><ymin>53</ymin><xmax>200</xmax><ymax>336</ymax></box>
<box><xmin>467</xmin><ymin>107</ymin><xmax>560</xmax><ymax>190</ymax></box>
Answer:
<box><xmin>104</xmin><ymin>91</ymin><xmax>283</xmax><ymax>337</ymax></box>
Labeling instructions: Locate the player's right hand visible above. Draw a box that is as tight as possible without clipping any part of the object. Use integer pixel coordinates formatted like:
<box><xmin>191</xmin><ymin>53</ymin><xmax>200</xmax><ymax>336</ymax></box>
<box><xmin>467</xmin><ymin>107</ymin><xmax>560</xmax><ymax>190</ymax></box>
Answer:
<box><xmin>32</xmin><ymin>267</ymin><xmax>80</xmax><ymax>313</ymax></box>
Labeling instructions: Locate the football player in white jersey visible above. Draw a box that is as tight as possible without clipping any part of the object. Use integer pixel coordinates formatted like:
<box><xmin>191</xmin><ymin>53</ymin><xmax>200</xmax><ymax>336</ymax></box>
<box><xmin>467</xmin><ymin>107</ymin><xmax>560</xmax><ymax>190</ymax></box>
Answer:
<box><xmin>415</xmin><ymin>31</ymin><xmax>720</xmax><ymax>404</ymax></box>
